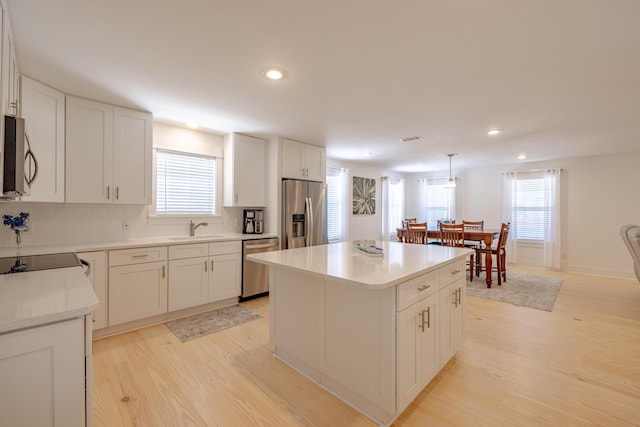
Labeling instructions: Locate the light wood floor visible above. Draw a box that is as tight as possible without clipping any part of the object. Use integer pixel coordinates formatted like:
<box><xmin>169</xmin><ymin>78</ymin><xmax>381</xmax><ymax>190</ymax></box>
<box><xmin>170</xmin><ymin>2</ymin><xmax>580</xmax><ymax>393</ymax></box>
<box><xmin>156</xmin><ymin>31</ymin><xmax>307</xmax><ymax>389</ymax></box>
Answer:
<box><xmin>93</xmin><ymin>266</ymin><xmax>640</xmax><ymax>426</ymax></box>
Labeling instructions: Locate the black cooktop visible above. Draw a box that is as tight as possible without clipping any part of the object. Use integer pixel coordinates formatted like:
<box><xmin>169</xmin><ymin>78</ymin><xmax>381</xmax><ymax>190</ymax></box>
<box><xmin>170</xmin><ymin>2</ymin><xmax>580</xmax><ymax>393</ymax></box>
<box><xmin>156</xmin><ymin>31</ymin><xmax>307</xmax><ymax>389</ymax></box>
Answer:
<box><xmin>0</xmin><ymin>252</ymin><xmax>82</xmax><ymax>274</ymax></box>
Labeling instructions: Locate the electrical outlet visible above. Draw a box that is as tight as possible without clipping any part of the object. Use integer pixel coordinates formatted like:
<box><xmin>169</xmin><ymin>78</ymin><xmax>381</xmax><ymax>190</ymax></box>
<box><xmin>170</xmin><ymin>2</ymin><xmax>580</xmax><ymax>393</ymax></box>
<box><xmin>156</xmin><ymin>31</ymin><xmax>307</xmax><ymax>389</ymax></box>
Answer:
<box><xmin>122</xmin><ymin>220</ymin><xmax>129</xmax><ymax>231</ymax></box>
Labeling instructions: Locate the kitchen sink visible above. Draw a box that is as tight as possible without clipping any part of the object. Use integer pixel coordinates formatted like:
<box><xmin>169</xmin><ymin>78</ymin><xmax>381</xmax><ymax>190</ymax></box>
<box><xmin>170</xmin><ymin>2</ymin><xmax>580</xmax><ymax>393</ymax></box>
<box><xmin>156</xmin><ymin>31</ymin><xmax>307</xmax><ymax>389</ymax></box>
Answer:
<box><xmin>168</xmin><ymin>235</ymin><xmax>224</xmax><ymax>241</ymax></box>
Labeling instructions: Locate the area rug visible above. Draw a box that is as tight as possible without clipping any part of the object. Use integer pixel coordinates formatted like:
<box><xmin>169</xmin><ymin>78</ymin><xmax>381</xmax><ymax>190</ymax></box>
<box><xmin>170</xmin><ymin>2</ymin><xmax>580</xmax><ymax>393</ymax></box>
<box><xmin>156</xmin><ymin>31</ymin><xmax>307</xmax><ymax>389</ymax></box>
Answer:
<box><xmin>466</xmin><ymin>271</ymin><xmax>563</xmax><ymax>312</ymax></box>
<box><xmin>165</xmin><ymin>305</ymin><xmax>262</xmax><ymax>342</ymax></box>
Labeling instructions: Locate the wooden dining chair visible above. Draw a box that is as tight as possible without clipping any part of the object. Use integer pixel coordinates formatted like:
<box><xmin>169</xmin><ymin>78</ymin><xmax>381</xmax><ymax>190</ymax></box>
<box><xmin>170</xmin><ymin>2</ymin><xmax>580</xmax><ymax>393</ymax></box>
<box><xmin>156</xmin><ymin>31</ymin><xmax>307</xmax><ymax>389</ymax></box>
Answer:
<box><xmin>462</xmin><ymin>220</ymin><xmax>484</xmax><ymax>248</ymax></box>
<box><xmin>402</xmin><ymin>218</ymin><xmax>417</xmax><ymax>229</ymax></box>
<box><xmin>439</xmin><ymin>223</ymin><xmax>474</xmax><ymax>281</ymax></box>
<box><xmin>406</xmin><ymin>222</ymin><xmax>427</xmax><ymax>244</ymax></box>
<box><xmin>475</xmin><ymin>222</ymin><xmax>510</xmax><ymax>287</ymax></box>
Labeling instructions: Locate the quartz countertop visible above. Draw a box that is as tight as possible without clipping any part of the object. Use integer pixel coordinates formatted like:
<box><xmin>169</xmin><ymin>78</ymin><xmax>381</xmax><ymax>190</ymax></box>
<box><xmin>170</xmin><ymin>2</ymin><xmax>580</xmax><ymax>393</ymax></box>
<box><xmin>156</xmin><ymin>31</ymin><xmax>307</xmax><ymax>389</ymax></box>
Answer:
<box><xmin>0</xmin><ymin>266</ymin><xmax>99</xmax><ymax>334</ymax></box>
<box><xmin>0</xmin><ymin>233</ymin><xmax>278</xmax><ymax>258</ymax></box>
<box><xmin>247</xmin><ymin>240</ymin><xmax>473</xmax><ymax>289</ymax></box>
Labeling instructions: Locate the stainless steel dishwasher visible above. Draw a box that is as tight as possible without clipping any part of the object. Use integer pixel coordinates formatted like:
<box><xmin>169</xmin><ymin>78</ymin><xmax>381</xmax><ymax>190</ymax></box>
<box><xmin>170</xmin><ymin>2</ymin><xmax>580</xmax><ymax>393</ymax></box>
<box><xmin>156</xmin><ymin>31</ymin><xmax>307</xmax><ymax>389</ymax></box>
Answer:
<box><xmin>241</xmin><ymin>237</ymin><xmax>280</xmax><ymax>301</ymax></box>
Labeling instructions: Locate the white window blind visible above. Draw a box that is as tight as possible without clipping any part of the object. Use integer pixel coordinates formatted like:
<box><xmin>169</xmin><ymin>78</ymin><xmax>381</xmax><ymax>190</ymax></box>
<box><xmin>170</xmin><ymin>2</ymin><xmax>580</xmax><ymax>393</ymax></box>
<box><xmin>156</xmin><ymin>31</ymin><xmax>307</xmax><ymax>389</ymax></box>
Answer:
<box><xmin>418</xmin><ymin>178</ymin><xmax>456</xmax><ymax>228</ymax></box>
<box><xmin>511</xmin><ymin>173</ymin><xmax>552</xmax><ymax>241</ymax></box>
<box><xmin>326</xmin><ymin>167</ymin><xmax>348</xmax><ymax>242</ymax></box>
<box><xmin>156</xmin><ymin>149</ymin><xmax>216</xmax><ymax>215</ymax></box>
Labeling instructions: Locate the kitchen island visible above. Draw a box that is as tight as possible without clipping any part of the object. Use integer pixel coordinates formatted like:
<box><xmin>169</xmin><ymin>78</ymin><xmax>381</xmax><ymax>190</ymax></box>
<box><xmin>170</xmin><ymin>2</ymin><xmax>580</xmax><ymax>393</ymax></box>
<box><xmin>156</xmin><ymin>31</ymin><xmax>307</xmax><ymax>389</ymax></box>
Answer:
<box><xmin>248</xmin><ymin>240</ymin><xmax>473</xmax><ymax>426</ymax></box>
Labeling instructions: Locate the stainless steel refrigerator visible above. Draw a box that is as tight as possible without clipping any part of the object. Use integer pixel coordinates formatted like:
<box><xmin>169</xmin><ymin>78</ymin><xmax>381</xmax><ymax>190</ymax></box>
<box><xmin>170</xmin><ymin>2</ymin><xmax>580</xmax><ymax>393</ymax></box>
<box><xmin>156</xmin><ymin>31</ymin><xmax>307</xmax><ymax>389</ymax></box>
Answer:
<box><xmin>282</xmin><ymin>179</ymin><xmax>328</xmax><ymax>249</ymax></box>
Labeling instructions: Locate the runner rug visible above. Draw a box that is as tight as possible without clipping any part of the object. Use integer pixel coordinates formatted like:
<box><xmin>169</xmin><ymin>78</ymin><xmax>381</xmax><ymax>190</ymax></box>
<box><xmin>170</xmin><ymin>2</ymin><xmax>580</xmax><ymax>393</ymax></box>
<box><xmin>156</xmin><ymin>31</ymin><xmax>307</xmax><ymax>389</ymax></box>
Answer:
<box><xmin>166</xmin><ymin>304</ymin><xmax>262</xmax><ymax>342</ymax></box>
<box><xmin>466</xmin><ymin>271</ymin><xmax>563</xmax><ymax>312</ymax></box>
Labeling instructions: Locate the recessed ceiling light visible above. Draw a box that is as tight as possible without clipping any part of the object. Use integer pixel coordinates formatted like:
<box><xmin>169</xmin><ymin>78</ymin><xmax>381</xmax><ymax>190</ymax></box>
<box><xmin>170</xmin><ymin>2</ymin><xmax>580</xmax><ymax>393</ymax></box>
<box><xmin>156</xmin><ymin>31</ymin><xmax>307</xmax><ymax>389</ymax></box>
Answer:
<box><xmin>517</xmin><ymin>153</ymin><xmax>527</xmax><ymax>160</ymax></box>
<box><xmin>185</xmin><ymin>122</ymin><xmax>199</xmax><ymax>129</ymax></box>
<box><xmin>487</xmin><ymin>129</ymin><xmax>503</xmax><ymax>136</ymax></box>
<box><xmin>261</xmin><ymin>67</ymin><xmax>286</xmax><ymax>80</ymax></box>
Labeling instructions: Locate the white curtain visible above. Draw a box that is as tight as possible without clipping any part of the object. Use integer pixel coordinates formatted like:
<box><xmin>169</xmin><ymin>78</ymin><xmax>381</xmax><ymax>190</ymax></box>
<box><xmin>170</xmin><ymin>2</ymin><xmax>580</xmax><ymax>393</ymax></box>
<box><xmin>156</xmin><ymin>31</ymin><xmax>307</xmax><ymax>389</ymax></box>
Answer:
<box><xmin>544</xmin><ymin>168</ymin><xmax>562</xmax><ymax>269</ymax></box>
<box><xmin>501</xmin><ymin>171</ymin><xmax>518</xmax><ymax>263</ymax></box>
<box><xmin>381</xmin><ymin>177</ymin><xmax>405</xmax><ymax>241</ymax></box>
<box><xmin>326</xmin><ymin>167</ymin><xmax>349</xmax><ymax>242</ymax></box>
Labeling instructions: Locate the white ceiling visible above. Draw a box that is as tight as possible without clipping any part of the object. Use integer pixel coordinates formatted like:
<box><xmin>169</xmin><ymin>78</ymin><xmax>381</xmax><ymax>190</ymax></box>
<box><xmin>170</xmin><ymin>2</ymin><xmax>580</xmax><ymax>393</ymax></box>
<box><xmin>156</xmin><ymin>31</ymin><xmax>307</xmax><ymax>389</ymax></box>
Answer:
<box><xmin>6</xmin><ymin>0</ymin><xmax>640</xmax><ymax>172</ymax></box>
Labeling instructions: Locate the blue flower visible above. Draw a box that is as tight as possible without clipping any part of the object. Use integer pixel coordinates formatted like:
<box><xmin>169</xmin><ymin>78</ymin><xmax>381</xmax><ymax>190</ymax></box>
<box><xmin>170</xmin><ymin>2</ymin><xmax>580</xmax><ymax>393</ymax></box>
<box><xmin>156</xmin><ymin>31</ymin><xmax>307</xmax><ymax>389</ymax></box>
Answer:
<box><xmin>3</xmin><ymin>212</ymin><xmax>30</xmax><ymax>231</ymax></box>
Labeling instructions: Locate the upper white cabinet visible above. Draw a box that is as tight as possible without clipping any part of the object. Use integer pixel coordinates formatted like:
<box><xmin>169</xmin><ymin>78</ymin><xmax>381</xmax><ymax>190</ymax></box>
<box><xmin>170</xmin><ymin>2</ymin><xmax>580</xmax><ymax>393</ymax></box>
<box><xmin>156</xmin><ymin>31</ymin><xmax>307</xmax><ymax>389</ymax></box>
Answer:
<box><xmin>281</xmin><ymin>138</ymin><xmax>325</xmax><ymax>182</ymax></box>
<box><xmin>223</xmin><ymin>133</ymin><xmax>266</xmax><ymax>207</ymax></box>
<box><xmin>19</xmin><ymin>76</ymin><xmax>65</xmax><ymax>202</ymax></box>
<box><xmin>65</xmin><ymin>96</ymin><xmax>152</xmax><ymax>204</ymax></box>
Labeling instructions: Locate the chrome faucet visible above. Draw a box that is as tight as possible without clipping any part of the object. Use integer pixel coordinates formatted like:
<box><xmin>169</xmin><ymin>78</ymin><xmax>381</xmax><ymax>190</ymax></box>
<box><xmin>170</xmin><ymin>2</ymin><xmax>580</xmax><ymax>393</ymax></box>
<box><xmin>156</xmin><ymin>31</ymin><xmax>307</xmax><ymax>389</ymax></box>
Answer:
<box><xmin>189</xmin><ymin>220</ymin><xmax>208</xmax><ymax>236</ymax></box>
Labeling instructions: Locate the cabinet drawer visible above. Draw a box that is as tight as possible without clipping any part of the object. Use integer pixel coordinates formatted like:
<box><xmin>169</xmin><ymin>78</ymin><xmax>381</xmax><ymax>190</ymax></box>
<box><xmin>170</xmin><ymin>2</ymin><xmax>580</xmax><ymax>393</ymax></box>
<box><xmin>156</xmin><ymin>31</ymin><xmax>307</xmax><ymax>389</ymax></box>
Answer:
<box><xmin>439</xmin><ymin>260</ymin><xmax>466</xmax><ymax>287</ymax></box>
<box><xmin>209</xmin><ymin>241</ymin><xmax>241</xmax><ymax>256</ymax></box>
<box><xmin>397</xmin><ymin>271</ymin><xmax>439</xmax><ymax>311</ymax></box>
<box><xmin>109</xmin><ymin>246</ymin><xmax>167</xmax><ymax>266</ymax></box>
<box><xmin>169</xmin><ymin>243</ymin><xmax>208</xmax><ymax>260</ymax></box>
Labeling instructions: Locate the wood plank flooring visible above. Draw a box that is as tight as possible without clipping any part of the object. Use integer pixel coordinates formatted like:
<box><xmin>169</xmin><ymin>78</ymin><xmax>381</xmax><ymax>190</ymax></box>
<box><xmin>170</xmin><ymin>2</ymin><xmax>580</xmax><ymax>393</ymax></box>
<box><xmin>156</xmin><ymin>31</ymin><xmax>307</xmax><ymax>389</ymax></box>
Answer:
<box><xmin>92</xmin><ymin>266</ymin><xmax>640</xmax><ymax>426</ymax></box>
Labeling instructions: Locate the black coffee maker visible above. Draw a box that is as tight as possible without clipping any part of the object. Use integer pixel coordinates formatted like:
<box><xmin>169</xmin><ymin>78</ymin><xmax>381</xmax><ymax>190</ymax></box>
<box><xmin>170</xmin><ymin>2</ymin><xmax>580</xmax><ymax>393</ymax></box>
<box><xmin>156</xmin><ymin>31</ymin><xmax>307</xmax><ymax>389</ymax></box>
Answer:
<box><xmin>243</xmin><ymin>209</ymin><xmax>264</xmax><ymax>234</ymax></box>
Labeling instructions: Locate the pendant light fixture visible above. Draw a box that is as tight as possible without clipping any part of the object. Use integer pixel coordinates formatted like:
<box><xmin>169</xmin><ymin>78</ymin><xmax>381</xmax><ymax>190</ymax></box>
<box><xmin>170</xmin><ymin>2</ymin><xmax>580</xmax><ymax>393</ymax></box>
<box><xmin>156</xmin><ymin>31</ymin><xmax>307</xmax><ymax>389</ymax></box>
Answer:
<box><xmin>445</xmin><ymin>153</ymin><xmax>457</xmax><ymax>189</ymax></box>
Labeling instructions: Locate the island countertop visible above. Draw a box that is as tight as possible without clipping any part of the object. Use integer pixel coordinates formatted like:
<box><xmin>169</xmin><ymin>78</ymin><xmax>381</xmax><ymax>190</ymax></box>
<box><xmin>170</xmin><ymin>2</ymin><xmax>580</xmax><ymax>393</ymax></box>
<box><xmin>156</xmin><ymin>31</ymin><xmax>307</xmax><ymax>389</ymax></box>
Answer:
<box><xmin>247</xmin><ymin>240</ymin><xmax>473</xmax><ymax>289</ymax></box>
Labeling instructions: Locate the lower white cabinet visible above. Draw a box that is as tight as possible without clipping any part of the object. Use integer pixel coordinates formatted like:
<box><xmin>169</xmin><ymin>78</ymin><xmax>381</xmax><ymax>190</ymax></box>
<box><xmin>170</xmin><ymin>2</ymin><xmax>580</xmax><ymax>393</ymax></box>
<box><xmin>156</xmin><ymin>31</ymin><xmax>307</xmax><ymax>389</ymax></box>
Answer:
<box><xmin>78</xmin><ymin>251</ymin><xmax>108</xmax><ymax>330</ymax></box>
<box><xmin>439</xmin><ymin>278</ymin><xmax>465</xmax><ymax>365</ymax></box>
<box><xmin>0</xmin><ymin>317</ymin><xmax>89</xmax><ymax>427</ymax></box>
<box><xmin>167</xmin><ymin>241</ymin><xmax>242</xmax><ymax>311</ymax></box>
<box><xmin>108</xmin><ymin>246</ymin><xmax>168</xmax><ymax>326</ymax></box>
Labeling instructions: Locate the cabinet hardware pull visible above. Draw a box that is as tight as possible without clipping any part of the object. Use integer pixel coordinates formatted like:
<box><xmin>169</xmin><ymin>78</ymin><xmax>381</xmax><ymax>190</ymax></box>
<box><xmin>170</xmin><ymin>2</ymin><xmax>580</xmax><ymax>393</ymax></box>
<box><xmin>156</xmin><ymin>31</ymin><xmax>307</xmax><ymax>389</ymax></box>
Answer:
<box><xmin>235</xmin><ymin>193</ymin><xmax>238</xmax><ymax>203</ymax></box>
<box><xmin>417</xmin><ymin>284</ymin><xmax>431</xmax><ymax>292</ymax></box>
<box><xmin>457</xmin><ymin>288</ymin><xmax>462</xmax><ymax>305</ymax></box>
<box><xmin>451</xmin><ymin>269</ymin><xmax>461</xmax><ymax>275</ymax></box>
<box><xmin>116</xmin><ymin>186</ymin><xmax>119</xmax><ymax>200</ymax></box>
<box><xmin>425</xmin><ymin>307</ymin><xmax>431</xmax><ymax>329</ymax></box>
<box><xmin>106</xmin><ymin>186</ymin><xmax>110</xmax><ymax>199</ymax></box>
<box><xmin>205</xmin><ymin>260</ymin><xmax>208</xmax><ymax>272</ymax></box>
<box><xmin>211</xmin><ymin>260</ymin><xmax>214</xmax><ymax>270</ymax></box>
<box><xmin>132</xmin><ymin>254</ymin><xmax>149</xmax><ymax>258</ymax></box>
<box><xmin>419</xmin><ymin>311</ymin><xmax>425</xmax><ymax>332</ymax></box>
<box><xmin>162</xmin><ymin>265</ymin><xmax>166</xmax><ymax>278</ymax></box>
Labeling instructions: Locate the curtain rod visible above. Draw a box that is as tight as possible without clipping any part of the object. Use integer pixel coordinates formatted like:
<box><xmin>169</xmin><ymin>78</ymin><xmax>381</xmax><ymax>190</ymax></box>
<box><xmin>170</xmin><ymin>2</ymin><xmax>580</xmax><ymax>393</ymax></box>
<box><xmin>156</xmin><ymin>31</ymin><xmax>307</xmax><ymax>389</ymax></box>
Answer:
<box><xmin>502</xmin><ymin>168</ymin><xmax>564</xmax><ymax>174</ymax></box>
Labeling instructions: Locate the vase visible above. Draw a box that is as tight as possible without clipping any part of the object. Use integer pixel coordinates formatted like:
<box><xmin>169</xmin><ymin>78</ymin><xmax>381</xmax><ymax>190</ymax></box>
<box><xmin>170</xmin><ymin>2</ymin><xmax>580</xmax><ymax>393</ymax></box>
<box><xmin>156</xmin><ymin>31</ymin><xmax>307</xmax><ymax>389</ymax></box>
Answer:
<box><xmin>15</xmin><ymin>229</ymin><xmax>21</xmax><ymax>246</ymax></box>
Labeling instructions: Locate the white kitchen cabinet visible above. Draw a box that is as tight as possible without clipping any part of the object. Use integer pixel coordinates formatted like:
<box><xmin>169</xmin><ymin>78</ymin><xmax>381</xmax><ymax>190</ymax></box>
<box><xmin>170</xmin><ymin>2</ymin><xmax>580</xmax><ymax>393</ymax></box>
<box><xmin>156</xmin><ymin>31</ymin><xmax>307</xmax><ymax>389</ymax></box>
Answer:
<box><xmin>439</xmin><ymin>261</ymin><xmax>466</xmax><ymax>366</ymax></box>
<box><xmin>20</xmin><ymin>76</ymin><xmax>66</xmax><ymax>202</ymax></box>
<box><xmin>3</xmin><ymin>31</ymin><xmax>18</xmax><ymax>116</ymax></box>
<box><xmin>108</xmin><ymin>246</ymin><xmax>168</xmax><ymax>326</ymax></box>
<box><xmin>0</xmin><ymin>317</ymin><xmax>88</xmax><ymax>427</ymax></box>
<box><xmin>396</xmin><ymin>292</ymin><xmax>439</xmax><ymax>410</ymax></box>
<box><xmin>78</xmin><ymin>250</ymin><xmax>108</xmax><ymax>330</ymax></box>
<box><xmin>281</xmin><ymin>138</ymin><xmax>325</xmax><ymax>182</ymax></box>
<box><xmin>223</xmin><ymin>133</ymin><xmax>266</xmax><ymax>207</ymax></box>
<box><xmin>167</xmin><ymin>242</ymin><xmax>241</xmax><ymax>310</ymax></box>
<box><xmin>66</xmin><ymin>96</ymin><xmax>152</xmax><ymax>204</ymax></box>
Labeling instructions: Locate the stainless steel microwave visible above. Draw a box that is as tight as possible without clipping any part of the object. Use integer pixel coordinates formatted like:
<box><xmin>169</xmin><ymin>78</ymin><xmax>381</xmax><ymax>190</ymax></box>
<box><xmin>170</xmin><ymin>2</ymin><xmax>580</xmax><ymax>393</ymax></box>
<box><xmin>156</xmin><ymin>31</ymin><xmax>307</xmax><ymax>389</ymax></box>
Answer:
<box><xmin>2</xmin><ymin>115</ymin><xmax>37</xmax><ymax>198</ymax></box>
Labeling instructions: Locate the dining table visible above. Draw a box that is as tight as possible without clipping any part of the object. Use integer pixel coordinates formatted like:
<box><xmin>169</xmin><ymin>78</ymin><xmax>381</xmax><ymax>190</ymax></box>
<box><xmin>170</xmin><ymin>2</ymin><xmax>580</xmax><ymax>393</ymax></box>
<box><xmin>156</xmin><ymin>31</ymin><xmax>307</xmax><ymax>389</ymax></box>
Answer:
<box><xmin>396</xmin><ymin>227</ymin><xmax>500</xmax><ymax>287</ymax></box>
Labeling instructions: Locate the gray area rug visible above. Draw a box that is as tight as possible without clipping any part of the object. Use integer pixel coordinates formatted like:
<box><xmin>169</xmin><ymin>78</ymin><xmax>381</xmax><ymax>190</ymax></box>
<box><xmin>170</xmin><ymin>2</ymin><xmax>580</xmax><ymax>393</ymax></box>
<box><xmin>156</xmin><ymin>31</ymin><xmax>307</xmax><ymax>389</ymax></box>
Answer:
<box><xmin>466</xmin><ymin>271</ymin><xmax>563</xmax><ymax>312</ymax></box>
<box><xmin>165</xmin><ymin>305</ymin><xmax>262</xmax><ymax>342</ymax></box>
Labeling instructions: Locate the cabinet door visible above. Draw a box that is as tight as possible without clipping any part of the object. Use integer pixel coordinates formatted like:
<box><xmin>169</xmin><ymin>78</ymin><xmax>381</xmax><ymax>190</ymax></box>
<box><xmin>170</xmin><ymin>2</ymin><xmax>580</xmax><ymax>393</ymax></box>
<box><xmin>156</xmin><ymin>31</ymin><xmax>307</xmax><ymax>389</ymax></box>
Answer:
<box><xmin>208</xmin><ymin>253</ymin><xmax>241</xmax><ymax>301</ymax></box>
<box><xmin>0</xmin><ymin>318</ymin><xmax>85</xmax><ymax>427</ymax></box>
<box><xmin>78</xmin><ymin>251</ymin><xmax>108</xmax><ymax>330</ymax></box>
<box><xmin>113</xmin><ymin>107</ymin><xmax>152</xmax><ymax>204</ymax></box>
<box><xmin>169</xmin><ymin>257</ymin><xmax>209</xmax><ymax>311</ymax></box>
<box><xmin>397</xmin><ymin>300</ymin><xmax>424</xmax><ymax>410</ymax></box>
<box><xmin>281</xmin><ymin>138</ymin><xmax>305</xmax><ymax>179</ymax></box>
<box><xmin>20</xmin><ymin>76</ymin><xmax>66</xmax><ymax>202</ymax></box>
<box><xmin>303</xmin><ymin>144</ymin><xmax>325</xmax><ymax>182</ymax></box>
<box><xmin>420</xmin><ymin>293</ymin><xmax>440</xmax><ymax>387</ymax></box>
<box><xmin>224</xmin><ymin>133</ymin><xmax>266</xmax><ymax>207</ymax></box>
<box><xmin>66</xmin><ymin>96</ymin><xmax>113</xmax><ymax>203</ymax></box>
<box><xmin>109</xmin><ymin>261</ymin><xmax>167</xmax><ymax>325</ymax></box>
<box><xmin>439</xmin><ymin>279</ymin><xmax>464</xmax><ymax>366</ymax></box>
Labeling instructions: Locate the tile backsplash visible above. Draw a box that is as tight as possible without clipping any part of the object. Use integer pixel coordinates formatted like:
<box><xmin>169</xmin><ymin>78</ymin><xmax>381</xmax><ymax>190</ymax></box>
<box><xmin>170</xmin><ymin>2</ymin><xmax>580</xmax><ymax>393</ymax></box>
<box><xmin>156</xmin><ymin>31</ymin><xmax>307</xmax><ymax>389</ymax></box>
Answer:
<box><xmin>0</xmin><ymin>202</ymin><xmax>244</xmax><ymax>248</ymax></box>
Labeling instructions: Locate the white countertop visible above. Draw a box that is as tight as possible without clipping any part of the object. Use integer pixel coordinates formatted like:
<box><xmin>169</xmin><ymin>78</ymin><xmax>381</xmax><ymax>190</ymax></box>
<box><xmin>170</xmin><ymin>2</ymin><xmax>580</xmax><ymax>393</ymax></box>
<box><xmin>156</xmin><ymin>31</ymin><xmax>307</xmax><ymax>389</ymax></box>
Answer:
<box><xmin>0</xmin><ymin>266</ymin><xmax>99</xmax><ymax>334</ymax></box>
<box><xmin>0</xmin><ymin>233</ymin><xmax>278</xmax><ymax>258</ymax></box>
<box><xmin>247</xmin><ymin>240</ymin><xmax>473</xmax><ymax>289</ymax></box>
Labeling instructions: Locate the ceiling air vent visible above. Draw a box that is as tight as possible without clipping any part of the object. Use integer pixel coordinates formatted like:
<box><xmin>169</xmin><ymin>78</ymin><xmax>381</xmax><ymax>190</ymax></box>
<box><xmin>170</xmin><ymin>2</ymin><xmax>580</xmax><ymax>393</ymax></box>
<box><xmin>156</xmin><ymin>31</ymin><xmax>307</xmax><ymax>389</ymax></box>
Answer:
<box><xmin>400</xmin><ymin>136</ymin><xmax>423</xmax><ymax>143</ymax></box>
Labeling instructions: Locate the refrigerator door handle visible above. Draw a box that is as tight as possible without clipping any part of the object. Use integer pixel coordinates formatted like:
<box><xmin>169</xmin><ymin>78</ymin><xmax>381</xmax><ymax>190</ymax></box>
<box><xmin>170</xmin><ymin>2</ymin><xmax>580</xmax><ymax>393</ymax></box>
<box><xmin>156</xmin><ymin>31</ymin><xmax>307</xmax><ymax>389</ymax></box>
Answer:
<box><xmin>305</xmin><ymin>197</ymin><xmax>313</xmax><ymax>246</ymax></box>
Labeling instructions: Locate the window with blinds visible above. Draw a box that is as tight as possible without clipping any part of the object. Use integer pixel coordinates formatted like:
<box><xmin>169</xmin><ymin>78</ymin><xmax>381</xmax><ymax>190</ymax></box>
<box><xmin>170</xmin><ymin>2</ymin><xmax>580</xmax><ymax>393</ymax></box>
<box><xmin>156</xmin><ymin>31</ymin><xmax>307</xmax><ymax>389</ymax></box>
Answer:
<box><xmin>155</xmin><ymin>149</ymin><xmax>216</xmax><ymax>215</ymax></box>
<box><xmin>512</xmin><ymin>174</ymin><xmax>548</xmax><ymax>241</ymax></box>
<box><xmin>326</xmin><ymin>167</ymin><xmax>347</xmax><ymax>242</ymax></box>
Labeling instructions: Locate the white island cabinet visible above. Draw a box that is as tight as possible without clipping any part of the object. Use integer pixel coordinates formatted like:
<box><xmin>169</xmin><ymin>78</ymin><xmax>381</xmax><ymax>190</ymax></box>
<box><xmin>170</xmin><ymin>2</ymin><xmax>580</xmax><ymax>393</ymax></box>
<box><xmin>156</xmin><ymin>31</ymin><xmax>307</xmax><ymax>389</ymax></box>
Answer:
<box><xmin>248</xmin><ymin>241</ymin><xmax>472</xmax><ymax>426</ymax></box>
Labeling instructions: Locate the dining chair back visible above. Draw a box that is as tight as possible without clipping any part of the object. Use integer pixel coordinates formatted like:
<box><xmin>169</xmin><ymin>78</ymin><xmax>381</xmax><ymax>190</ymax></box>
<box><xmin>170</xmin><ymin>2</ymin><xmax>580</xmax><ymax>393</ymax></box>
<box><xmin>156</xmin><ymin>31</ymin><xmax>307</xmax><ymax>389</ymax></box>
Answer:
<box><xmin>406</xmin><ymin>222</ymin><xmax>427</xmax><ymax>244</ymax></box>
<box><xmin>619</xmin><ymin>224</ymin><xmax>640</xmax><ymax>282</ymax></box>
<box><xmin>402</xmin><ymin>218</ymin><xmax>417</xmax><ymax>229</ymax></box>
<box><xmin>462</xmin><ymin>220</ymin><xmax>485</xmax><ymax>248</ymax></box>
